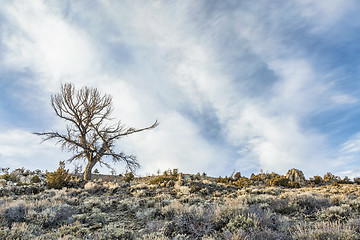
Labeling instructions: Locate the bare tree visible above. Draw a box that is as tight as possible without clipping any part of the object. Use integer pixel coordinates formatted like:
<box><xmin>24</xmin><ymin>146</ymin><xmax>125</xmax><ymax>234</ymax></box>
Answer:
<box><xmin>34</xmin><ymin>83</ymin><xmax>158</xmax><ymax>180</ymax></box>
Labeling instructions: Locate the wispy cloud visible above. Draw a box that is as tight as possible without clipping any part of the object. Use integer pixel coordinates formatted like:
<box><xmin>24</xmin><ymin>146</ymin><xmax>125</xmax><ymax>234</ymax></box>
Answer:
<box><xmin>0</xmin><ymin>129</ymin><xmax>71</xmax><ymax>171</ymax></box>
<box><xmin>1</xmin><ymin>0</ymin><xmax>360</xmax><ymax>177</ymax></box>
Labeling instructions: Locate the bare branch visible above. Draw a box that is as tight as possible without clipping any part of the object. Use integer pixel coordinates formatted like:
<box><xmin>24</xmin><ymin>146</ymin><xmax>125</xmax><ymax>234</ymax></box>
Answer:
<box><xmin>33</xmin><ymin>83</ymin><xmax>158</xmax><ymax>180</ymax></box>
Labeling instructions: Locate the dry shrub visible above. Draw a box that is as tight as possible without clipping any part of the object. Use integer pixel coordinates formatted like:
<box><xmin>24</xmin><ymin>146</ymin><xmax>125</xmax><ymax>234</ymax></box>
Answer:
<box><xmin>292</xmin><ymin>221</ymin><xmax>358</xmax><ymax>239</ymax></box>
<box><xmin>30</xmin><ymin>175</ymin><xmax>41</xmax><ymax>184</ymax></box>
<box><xmin>1</xmin><ymin>201</ymin><xmax>28</xmax><ymax>226</ymax></box>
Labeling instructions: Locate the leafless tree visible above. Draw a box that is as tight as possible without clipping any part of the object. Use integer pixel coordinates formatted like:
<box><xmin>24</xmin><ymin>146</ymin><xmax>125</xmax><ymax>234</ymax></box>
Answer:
<box><xmin>34</xmin><ymin>83</ymin><xmax>158</xmax><ymax>180</ymax></box>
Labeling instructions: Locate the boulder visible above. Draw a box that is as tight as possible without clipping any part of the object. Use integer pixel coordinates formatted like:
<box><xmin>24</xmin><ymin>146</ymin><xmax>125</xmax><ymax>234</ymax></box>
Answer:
<box><xmin>0</xmin><ymin>179</ymin><xmax>6</xmax><ymax>188</ymax></box>
<box><xmin>286</xmin><ymin>168</ymin><xmax>306</xmax><ymax>186</ymax></box>
<box><xmin>19</xmin><ymin>175</ymin><xmax>31</xmax><ymax>184</ymax></box>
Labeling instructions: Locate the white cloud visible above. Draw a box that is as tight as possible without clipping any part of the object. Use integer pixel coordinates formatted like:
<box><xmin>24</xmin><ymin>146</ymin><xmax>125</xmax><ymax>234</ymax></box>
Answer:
<box><xmin>296</xmin><ymin>0</ymin><xmax>355</xmax><ymax>32</ymax></box>
<box><xmin>0</xmin><ymin>129</ymin><xmax>71</xmax><ymax>171</ymax></box>
<box><xmin>0</xmin><ymin>0</ymin><xmax>358</xmax><ymax>177</ymax></box>
<box><xmin>123</xmin><ymin>111</ymin><xmax>227</xmax><ymax>176</ymax></box>
<box><xmin>340</xmin><ymin>133</ymin><xmax>360</xmax><ymax>154</ymax></box>
<box><xmin>331</xmin><ymin>94</ymin><xmax>358</xmax><ymax>105</ymax></box>
<box><xmin>1</xmin><ymin>0</ymin><xmax>100</xmax><ymax>90</ymax></box>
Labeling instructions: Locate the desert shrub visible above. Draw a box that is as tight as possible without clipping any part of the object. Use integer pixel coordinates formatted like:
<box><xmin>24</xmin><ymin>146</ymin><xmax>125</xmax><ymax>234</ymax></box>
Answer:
<box><xmin>332</xmin><ymin>181</ymin><xmax>339</xmax><ymax>187</ymax></box>
<box><xmin>16</xmin><ymin>181</ymin><xmax>28</xmax><ymax>186</ymax></box>
<box><xmin>0</xmin><ymin>173</ymin><xmax>17</xmax><ymax>182</ymax></box>
<box><xmin>319</xmin><ymin>205</ymin><xmax>351</xmax><ymax>222</ymax></box>
<box><xmin>233</xmin><ymin>172</ymin><xmax>241</xmax><ymax>180</ymax></box>
<box><xmin>339</xmin><ymin>176</ymin><xmax>352</xmax><ymax>184</ymax></box>
<box><xmin>31</xmin><ymin>204</ymin><xmax>75</xmax><ymax>228</ymax></box>
<box><xmin>30</xmin><ymin>175</ymin><xmax>41</xmax><ymax>184</ymax></box>
<box><xmin>324</xmin><ymin>172</ymin><xmax>336</xmax><ymax>182</ymax></box>
<box><xmin>310</xmin><ymin>175</ymin><xmax>324</xmax><ymax>185</ymax></box>
<box><xmin>195</xmin><ymin>172</ymin><xmax>201</xmax><ymax>180</ymax></box>
<box><xmin>122</xmin><ymin>172</ymin><xmax>134</xmax><ymax>183</ymax></box>
<box><xmin>216</xmin><ymin>171</ymin><xmax>247</xmax><ymax>187</ymax></box>
<box><xmin>216</xmin><ymin>176</ymin><xmax>230</xmax><ymax>184</ymax></box>
<box><xmin>224</xmin><ymin>212</ymin><xmax>261</xmax><ymax>232</ymax></box>
<box><xmin>269</xmin><ymin>198</ymin><xmax>294</xmax><ymax>215</ymax></box>
<box><xmin>150</xmin><ymin>175</ymin><xmax>176</xmax><ymax>185</ymax></box>
<box><xmin>162</xmin><ymin>169</ymin><xmax>179</xmax><ymax>177</ymax></box>
<box><xmin>172</xmin><ymin>205</ymin><xmax>215</xmax><ymax>238</ymax></box>
<box><xmin>264</xmin><ymin>172</ymin><xmax>281</xmax><ymax>180</ymax></box>
<box><xmin>250</xmin><ymin>173</ymin><xmax>267</xmax><ymax>185</ymax></box>
<box><xmin>292</xmin><ymin>221</ymin><xmax>358</xmax><ymax>239</ymax></box>
<box><xmin>234</xmin><ymin>177</ymin><xmax>251</xmax><ymax>188</ymax></box>
<box><xmin>135</xmin><ymin>208</ymin><xmax>159</xmax><ymax>221</ymax></box>
<box><xmin>1</xmin><ymin>201</ymin><xmax>28</xmax><ymax>226</ymax></box>
<box><xmin>13</xmin><ymin>168</ymin><xmax>25</xmax><ymax>175</ymax></box>
<box><xmin>354</xmin><ymin>177</ymin><xmax>360</xmax><ymax>184</ymax></box>
<box><xmin>223</xmin><ymin>228</ymin><xmax>289</xmax><ymax>240</ymax></box>
<box><xmin>0</xmin><ymin>167</ymin><xmax>10</xmax><ymax>174</ymax></box>
<box><xmin>287</xmin><ymin>192</ymin><xmax>330</xmax><ymax>216</ymax></box>
<box><xmin>150</xmin><ymin>169</ymin><xmax>178</xmax><ymax>185</ymax></box>
<box><xmin>2</xmin><ymin>222</ymin><xmax>40</xmax><ymax>240</ymax></box>
<box><xmin>46</xmin><ymin>161</ymin><xmax>69</xmax><ymax>189</ymax></box>
<box><xmin>267</xmin><ymin>176</ymin><xmax>298</xmax><ymax>188</ymax></box>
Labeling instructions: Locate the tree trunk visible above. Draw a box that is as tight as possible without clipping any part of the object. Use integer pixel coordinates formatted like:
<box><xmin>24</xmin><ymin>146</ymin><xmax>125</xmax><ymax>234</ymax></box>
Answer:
<box><xmin>83</xmin><ymin>160</ymin><xmax>96</xmax><ymax>181</ymax></box>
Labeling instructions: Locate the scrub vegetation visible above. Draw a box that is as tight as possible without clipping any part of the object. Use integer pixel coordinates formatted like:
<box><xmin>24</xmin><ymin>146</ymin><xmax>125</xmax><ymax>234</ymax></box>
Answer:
<box><xmin>1</xmin><ymin>166</ymin><xmax>360</xmax><ymax>239</ymax></box>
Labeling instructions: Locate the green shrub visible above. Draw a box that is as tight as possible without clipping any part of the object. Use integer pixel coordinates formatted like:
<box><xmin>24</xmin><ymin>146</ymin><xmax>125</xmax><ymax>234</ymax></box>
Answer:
<box><xmin>310</xmin><ymin>175</ymin><xmax>324</xmax><ymax>185</ymax></box>
<box><xmin>234</xmin><ymin>177</ymin><xmax>251</xmax><ymax>188</ymax></box>
<box><xmin>267</xmin><ymin>176</ymin><xmax>289</xmax><ymax>187</ymax></box>
<box><xmin>234</xmin><ymin>172</ymin><xmax>241</xmax><ymax>180</ymax></box>
<box><xmin>122</xmin><ymin>172</ymin><xmax>134</xmax><ymax>183</ymax></box>
<box><xmin>0</xmin><ymin>167</ymin><xmax>10</xmax><ymax>174</ymax></box>
<box><xmin>46</xmin><ymin>161</ymin><xmax>69</xmax><ymax>189</ymax></box>
<box><xmin>0</xmin><ymin>173</ymin><xmax>17</xmax><ymax>182</ymax></box>
<box><xmin>324</xmin><ymin>172</ymin><xmax>335</xmax><ymax>182</ymax></box>
<box><xmin>150</xmin><ymin>175</ymin><xmax>176</xmax><ymax>185</ymax></box>
<box><xmin>216</xmin><ymin>176</ymin><xmax>230</xmax><ymax>184</ymax></box>
<box><xmin>195</xmin><ymin>172</ymin><xmax>201</xmax><ymax>180</ymax></box>
<box><xmin>267</xmin><ymin>176</ymin><xmax>298</xmax><ymax>188</ymax></box>
<box><xmin>332</xmin><ymin>181</ymin><xmax>339</xmax><ymax>187</ymax></box>
<box><xmin>339</xmin><ymin>176</ymin><xmax>352</xmax><ymax>184</ymax></box>
<box><xmin>216</xmin><ymin>172</ymin><xmax>249</xmax><ymax>187</ymax></box>
<box><xmin>162</xmin><ymin>169</ymin><xmax>179</xmax><ymax>177</ymax></box>
<box><xmin>354</xmin><ymin>177</ymin><xmax>360</xmax><ymax>184</ymax></box>
<box><xmin>250</xmin><ymin>173</ymin><xmax>267</xmax><ymax>185</ymax></box>
<box><xmin>30</xmin><ymin>175</ymin><xmax>41</xmax><ymax>184</ymax></box>
<box><xmin>149</xmin><ymin>169</ymin><xmax>179</xmax><ymax>185</ymax></box>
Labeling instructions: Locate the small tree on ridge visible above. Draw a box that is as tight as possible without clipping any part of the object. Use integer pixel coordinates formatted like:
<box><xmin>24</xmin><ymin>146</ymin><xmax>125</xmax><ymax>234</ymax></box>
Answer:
<box><xmin>34</xmin><ymin>83</ymin><xmax>158</xmax><ymax>180</ymax></box>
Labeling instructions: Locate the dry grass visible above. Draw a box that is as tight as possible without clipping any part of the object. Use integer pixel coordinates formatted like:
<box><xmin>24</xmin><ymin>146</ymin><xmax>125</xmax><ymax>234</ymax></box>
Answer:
<box><xmin>1</xmin><ymin>171</ymin><xmax>360</xmax><ymax>239</ymax></box>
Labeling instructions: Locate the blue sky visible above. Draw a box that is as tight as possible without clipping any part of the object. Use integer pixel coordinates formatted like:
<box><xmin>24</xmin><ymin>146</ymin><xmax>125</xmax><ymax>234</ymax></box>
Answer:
<box><xmin>1</xmin><ymin>0</ymin><xmax>360</xmax><ymax>178</ymax></box>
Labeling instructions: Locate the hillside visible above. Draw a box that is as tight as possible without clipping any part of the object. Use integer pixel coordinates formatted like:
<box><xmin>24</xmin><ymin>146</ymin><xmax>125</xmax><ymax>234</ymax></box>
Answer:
<box><xmin>1</xmin><ymin>168</ymin><xmax>360</xmax><ymax>239</ymax></box>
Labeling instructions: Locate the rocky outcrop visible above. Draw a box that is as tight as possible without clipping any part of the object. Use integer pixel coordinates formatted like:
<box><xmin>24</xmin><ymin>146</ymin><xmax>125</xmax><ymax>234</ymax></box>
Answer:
<box><xmin>286</xmin><ymin>168</ymin><xmax>306</xmax><ymax>186</ymax></box>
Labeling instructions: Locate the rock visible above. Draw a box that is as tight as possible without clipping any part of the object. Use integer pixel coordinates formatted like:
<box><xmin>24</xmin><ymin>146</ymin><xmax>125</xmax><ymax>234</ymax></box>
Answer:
<box><xmin>183</xmin><ymin>175</ymin><xmax>191</xmax><ymax>180</ymax></box>
<box><xmin>19</xmin><ymin>176</ymin><xmax>31</xmax><ymax>184</ymax></box>
<box><xmin>0</xmin><ymin>179</ymin><xmax>6</xmax><ymax>188</ymax></box>
<box><xmin>286</xmin><ymin>168</ymin><xmax>306</xmax><ymax>186</ymax></box>
<box><xmin>7</xmin><ymin>181</ymin><xmax>15</xmax><ymax>186</ymax></box>
<box><xmin>84</xmin><ymin>181</ymin><xmax>101</xmax><ymax>190</ymax></box>
<box><xmin>103</xmin><ymin>181</ymin><xmax>119</xmax><ymax>189</ymax></box>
